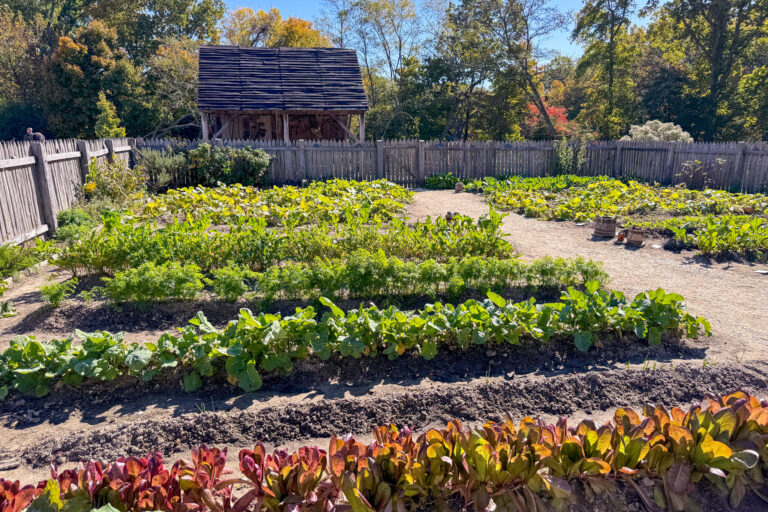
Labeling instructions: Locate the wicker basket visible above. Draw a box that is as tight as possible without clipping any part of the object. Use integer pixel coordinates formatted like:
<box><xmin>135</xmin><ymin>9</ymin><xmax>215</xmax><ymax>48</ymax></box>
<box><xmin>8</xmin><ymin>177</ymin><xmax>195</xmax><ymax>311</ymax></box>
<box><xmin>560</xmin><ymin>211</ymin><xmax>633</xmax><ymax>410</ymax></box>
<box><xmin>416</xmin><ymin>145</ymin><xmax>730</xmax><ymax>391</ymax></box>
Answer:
<box><xmin>593</xmin><ymin>216</ymin><xmax>617</xmax><ymax>238</ymax></box>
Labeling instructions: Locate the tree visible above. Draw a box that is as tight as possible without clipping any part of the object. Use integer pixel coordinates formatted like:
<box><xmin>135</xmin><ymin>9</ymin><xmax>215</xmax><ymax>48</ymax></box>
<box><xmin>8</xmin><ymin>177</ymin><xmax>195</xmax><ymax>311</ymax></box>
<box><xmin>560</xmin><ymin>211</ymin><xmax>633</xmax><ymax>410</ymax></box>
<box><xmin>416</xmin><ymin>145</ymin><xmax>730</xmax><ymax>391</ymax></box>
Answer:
<box><xmin>457</xmin><ymin>0</ymin><xmax>570</xmax><ymax>138</ymax></box>
<box><xmin>429</xmin><ymin>1</ymin><xmax>499</xmax><ymax>139</ymax></box>
<box><xmin>44</xmin><ymin>20</ymin><xmax>146</xmax><ymax>137</ymax></box>
<box><xmin>0</xmin><ymin>7</ymin><xmax>46</xmax><ymax>109</ymax></box>
<box><xmin>574</xmin><ymin>26</ymin><xmax>640</xmax><ymax>138</ymax></box>
<box><xmin>144</xmin><ymin>38</ymin><xmax>201</xmax><ymax>138</ymax></box>
<box><xmin>221</xmin><ymin>8</ymin><xmax>329</xmax><ymax>47</ymax></box>
<box><xmin>648</xmin><ymin>0</ymin><xmax>768</xmax><ymax>139</ymax></box>
<box><xmin>83</xmin><ymin>0</ymin><xmax>224</xmax><ymax>63</ymax></box>
<box><xmin>572</xmin><ymin>0</ymin><xmax>635</xmax><ymax>126</ymax></box>
<box><xmin>94</xmin><ymin>91</ymin><xmax>126</xmax><ymax>137</ymax></box>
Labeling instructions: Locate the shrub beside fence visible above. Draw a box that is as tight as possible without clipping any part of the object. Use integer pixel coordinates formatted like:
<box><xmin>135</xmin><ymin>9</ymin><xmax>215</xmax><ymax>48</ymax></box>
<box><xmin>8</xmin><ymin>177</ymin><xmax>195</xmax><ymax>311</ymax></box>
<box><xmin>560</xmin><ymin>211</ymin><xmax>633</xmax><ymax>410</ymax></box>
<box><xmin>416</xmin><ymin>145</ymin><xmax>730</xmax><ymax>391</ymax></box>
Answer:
<box><xmin>1</xmin><ymin>137</ymin><xmax>768</xmax><ymax>245</ymax></box>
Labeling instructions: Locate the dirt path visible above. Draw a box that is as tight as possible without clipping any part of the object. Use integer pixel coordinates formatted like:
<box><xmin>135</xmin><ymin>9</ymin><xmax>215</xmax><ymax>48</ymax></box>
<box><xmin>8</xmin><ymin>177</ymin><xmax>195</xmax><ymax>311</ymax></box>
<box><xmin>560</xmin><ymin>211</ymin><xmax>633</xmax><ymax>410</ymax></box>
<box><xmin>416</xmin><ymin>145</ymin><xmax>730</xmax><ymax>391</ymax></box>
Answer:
<box><xmin>407</xmin><ymin>190</ymin><xmax>768</xmax><ymax>363</ymax></box>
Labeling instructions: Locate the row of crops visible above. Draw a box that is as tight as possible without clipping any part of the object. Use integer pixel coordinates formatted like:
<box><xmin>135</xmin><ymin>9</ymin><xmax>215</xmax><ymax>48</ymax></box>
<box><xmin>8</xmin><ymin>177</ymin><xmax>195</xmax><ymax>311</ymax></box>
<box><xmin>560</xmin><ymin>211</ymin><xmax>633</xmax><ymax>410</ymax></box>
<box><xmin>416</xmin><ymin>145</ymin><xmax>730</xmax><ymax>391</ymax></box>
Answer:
<box><xmin>1</xmin><ymin>178</ymin><xmax>718</xmax><ymax>399</ymax></box>
<box><xmin>459</xmin><ymin>175</ymin><xmax>768</xmax><ymax>260</ymax></box>
<box><xmin>2</xmin><ymin>391</ymin><xmax>766</xmax><ymax>511</ymax></box>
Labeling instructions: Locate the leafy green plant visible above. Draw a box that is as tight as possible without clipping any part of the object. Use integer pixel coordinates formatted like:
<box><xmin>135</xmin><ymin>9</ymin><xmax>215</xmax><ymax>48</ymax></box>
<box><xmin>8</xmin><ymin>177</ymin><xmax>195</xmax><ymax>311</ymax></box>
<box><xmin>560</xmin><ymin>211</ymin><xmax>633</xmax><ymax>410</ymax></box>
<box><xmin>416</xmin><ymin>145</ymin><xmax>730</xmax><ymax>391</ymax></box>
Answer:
<box><xmin>0</xmin><ymin>244</ymin><xmax>40</xmax><ymax>280</ymax></box>
<box><xmin>40</xmin><ymin>278</ymin><xmax>78</xmax><ymax>307</ymax></box>
<box><xmin>424</xmin><ymin>172</ymin><xmax>464</xmax><ymax>189</ymax></box>
<box><xmin>84</xmin><ymin>158</ymin><xmax>147</xmax><ymax>204</ymax></box>
<box><xmin>53</xmin><ymin>208</ymin><xmax>97</xmax><ymax>243</ymax></box>
<box><xmin>101</xmin><ymin>262</ymin><xmax>204</xmax><ymax>305</ymax></box>
<box><xmin>140</xmin><ymin>179</ymin><xmax>413</xmax><ymax>225</ymax></box>
<box><xmin>0</xmin><ymin>284</ymin><xmax>707</xmax><ymax>398</ymax></box>
<box><xmin>256</xmin><ymin>253</ymin><xmax>607</xmax><ymax>302</ymax></box>
<box><xmin>0</xmin><ymin>300</ymin><xmax>16</xmax><ymax>318</ymax></box>
<box><xmin>14</xmin><ymin>391</ymin><xmax>767</xmax><ymax>512</ymax></box>
<box><xmin>207</xmin><ymin>265</ymin><xmax>256</xmax><ymax>302</ymax></box>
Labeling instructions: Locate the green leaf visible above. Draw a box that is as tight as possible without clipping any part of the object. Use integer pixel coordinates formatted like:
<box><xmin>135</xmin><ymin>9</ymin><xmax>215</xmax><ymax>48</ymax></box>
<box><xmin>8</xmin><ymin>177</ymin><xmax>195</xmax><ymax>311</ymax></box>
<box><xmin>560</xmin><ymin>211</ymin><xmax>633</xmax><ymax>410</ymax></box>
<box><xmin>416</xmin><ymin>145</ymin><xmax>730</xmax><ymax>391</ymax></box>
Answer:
<box><xmin>574</xmin><ymin>331</ymin><xmax>593</xmax><ymax>352</ymax></box>
<box><xmin>0</xmin><ymin>386</ymin><xmax>7</xmax><ymax>401</ymax></box>
<box><xmin>421</xmin><ymin>339</ymin><xmax>438</xmax><ymax>360</ymax></box>
<box><xmin>92</xmin><ymin>505</ymin><xmax>122</xmax><ymax>512</ymax></box>
<box><xmin>319</xmin><ymin>297</ymin><xmax>344</xmax><ymax>318</ymax></box>
<box><xmin>29</xmin><ymin>480</ymin><xmax>62</xmax><ymax>512</ymax></box>
<box><xmin>648</xmin><ymin>327</ymin><xmax>661</xmax><ymax>346</ymax></box>
<box><xmin>183</xmin><ymin>372</ymin><xmax>203</xmax><ymax>392</ymax></box>
<box><xmin>486</xmin><ymin>291</ymin><xmax>506</xmax><ymax>308</ymax></box>
<box><xmin>125</xmin><ymin>347</ymin><xmax>152</xmax><ymax>373</ymax></box>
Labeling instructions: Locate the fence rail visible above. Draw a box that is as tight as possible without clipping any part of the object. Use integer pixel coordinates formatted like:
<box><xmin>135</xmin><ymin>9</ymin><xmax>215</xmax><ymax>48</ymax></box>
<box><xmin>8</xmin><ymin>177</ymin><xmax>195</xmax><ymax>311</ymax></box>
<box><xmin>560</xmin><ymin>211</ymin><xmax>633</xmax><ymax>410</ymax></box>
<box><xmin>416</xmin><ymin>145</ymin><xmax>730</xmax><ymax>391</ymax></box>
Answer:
<box><xmin>0</xmin><ymin>138</ymin><xmax>133</xmax><ymax>245</ymax></box>
<box><xmin>2</xmin><ymin>137</ymin><xmax>768</xmax><ymax>245</ymax></box>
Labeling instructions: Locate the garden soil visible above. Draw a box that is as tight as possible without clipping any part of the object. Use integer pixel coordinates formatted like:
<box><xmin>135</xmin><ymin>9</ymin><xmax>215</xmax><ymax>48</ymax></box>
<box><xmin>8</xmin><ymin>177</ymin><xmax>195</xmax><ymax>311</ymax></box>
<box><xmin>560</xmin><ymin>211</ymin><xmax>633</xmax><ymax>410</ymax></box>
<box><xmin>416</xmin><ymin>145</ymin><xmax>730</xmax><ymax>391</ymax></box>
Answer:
<box><xmin>2</xmin><ymin>190</ymin><xmax>768</xmax><ymax>510</ymax></box>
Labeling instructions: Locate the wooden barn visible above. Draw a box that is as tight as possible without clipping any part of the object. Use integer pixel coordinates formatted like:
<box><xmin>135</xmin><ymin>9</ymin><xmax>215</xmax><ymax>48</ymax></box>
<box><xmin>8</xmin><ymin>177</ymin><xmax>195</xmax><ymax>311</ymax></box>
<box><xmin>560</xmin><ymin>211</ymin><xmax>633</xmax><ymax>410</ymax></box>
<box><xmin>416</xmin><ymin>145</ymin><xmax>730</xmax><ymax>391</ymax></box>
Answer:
<box><xmin>198</xmin><ymin>46</ymin><xmax>369</xmax><ymax>143</ymax></box>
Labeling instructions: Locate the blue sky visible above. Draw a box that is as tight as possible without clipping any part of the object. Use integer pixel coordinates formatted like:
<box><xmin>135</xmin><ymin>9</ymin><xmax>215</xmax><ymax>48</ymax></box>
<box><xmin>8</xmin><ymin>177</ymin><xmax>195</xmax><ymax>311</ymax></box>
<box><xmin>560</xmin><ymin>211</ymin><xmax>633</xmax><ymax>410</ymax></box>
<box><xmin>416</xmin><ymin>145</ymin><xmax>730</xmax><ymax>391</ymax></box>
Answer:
<box><xmin>225</xmin><ymin>0</ymin><xmax>647</xmax><ymax>60</ymax></box>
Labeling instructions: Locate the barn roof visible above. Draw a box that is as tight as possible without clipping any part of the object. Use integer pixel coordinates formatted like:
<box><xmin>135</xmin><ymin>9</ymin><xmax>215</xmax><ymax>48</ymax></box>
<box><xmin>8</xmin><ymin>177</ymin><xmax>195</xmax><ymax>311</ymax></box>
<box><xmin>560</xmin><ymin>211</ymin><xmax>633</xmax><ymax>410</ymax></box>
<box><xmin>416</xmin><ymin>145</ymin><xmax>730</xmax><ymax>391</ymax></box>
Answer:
<box><xmin>198</xmin><ymin>46</ymin><xmax>369</xmax><ymax>112</ymax></box>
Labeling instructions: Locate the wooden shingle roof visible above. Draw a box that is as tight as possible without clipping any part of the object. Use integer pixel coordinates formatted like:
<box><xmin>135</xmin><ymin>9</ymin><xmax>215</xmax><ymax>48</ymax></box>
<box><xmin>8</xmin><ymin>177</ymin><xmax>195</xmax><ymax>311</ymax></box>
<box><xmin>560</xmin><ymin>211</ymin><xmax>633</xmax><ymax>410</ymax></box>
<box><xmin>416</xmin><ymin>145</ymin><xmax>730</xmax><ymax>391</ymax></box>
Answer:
<box><xmin>198</xmin><ymin>46</ymin><xmax>368</xmax><ymax>112</ymax></box>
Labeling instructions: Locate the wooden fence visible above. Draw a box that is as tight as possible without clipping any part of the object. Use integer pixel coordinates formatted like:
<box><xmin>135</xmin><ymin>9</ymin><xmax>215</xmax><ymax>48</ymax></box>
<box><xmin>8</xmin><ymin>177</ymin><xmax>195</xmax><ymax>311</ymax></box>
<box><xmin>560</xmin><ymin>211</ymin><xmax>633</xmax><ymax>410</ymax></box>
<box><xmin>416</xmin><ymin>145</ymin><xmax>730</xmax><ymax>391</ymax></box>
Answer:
<box><xmin>0</xmin><ymin>138</ymin><xmax>133</xmax><ymax>245</ymax></box>
<box><xmin>139</xmin><ymin>138</ymin><xmax>768</xmax><ymax>192</ymax></box>
<box><xmin>2</xmin><ymin>137</ymin><xmax>768</xmax><ymax>245</ymax></box>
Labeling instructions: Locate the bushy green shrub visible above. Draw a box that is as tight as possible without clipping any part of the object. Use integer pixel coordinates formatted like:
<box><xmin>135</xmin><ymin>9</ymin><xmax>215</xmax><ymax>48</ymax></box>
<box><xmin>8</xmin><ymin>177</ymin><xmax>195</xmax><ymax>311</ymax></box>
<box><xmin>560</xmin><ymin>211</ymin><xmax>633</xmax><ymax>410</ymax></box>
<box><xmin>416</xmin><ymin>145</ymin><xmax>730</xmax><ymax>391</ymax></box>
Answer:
<box><xmin>424</xmin><ymin>173</ymin><xmax>463</xmax><ymax>189</ymax></box>
<box><xmin>40</xmin><ymin>278</ymin><xmax>78</xmax><ymax>307</ymax></box>
<box><xmin>84</xmin><ymin>158</ymin><xmax>147</xmax><ymax>203</ymax></box>
<box><xmin>186</xmin><ymin>143</ymin><xmax>272</xmax><ymax>186</ymax></box>
<box><xmin>101</xmin><ymin>262</ymin><xmax>204</xmax><ymax>305</ymax></box>
<box><xmin>54</xmin><ymin>208</ymin><xmax>97</xmax><ymax>243</ymax></box>
<box><xmin>139</xmin><ymin>148</ymin><xmax>186</xmax><ymax>192</ymax></box>
<box><xmin>621</xmin><ymin>120</ymin><xmax>693</xmax><ymax>142</ymax></box>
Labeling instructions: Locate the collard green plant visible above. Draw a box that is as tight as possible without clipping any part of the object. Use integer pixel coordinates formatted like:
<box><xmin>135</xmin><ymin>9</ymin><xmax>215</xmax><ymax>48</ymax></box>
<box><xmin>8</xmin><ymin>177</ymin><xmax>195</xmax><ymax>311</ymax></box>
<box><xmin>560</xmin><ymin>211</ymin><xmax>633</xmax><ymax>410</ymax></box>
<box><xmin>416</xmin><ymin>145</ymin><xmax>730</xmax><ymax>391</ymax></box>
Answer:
<box><xmin>0</xmin><ymin>284</ymin><xmax>708</xmax><ymax>399</ymax></box>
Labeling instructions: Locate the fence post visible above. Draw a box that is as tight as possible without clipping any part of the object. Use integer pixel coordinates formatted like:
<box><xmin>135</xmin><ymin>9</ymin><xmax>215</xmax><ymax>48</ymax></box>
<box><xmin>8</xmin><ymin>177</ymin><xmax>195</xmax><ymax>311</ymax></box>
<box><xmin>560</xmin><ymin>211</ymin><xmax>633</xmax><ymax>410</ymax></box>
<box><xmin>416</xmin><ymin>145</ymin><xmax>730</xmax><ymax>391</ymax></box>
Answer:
<box><xmin>127</xmin><ymin>138</ymin><xmax>138</xmax><ymax>168</ymax></box>
<box><xmin>105</xmin><ymin>139</ymin><xmax>115</xmax><ymax>163</ymax></box>
<box><xmin>665</xmin><ymin>143</ymin><xmax>677</xmax><ymax>184</ymax></box>
<box><xmin>612</xmin><ymin>141</ymin><xmax>623</xmax><ymax>178</ymax></box>
<box><xmin>734</xmin><ymin>142</ymin><xmax>747</xmax><ymax>192</ymax></box>
<box><xmin>376</xmin><ymin>141</ymin><xmax>385</xmax><ymax>179</ymax></box>
<box><xmin>76</xmin><ymin>140</ymin><xmax>90</xmax><ymax>183</ymax></box>
<box><xmin>417</xmin><ymin>140</ymin><xmax>425</xmax><ymax>184</ymax></box>
<box><xmin>29</xmin><ymin>142</ymin><xmax>58</xmax><ymax>232</ymax></box>
<box><xmin>299</xmin><ymin>141</ymin><xmax>307</xmax><ymax>182</ymax></box>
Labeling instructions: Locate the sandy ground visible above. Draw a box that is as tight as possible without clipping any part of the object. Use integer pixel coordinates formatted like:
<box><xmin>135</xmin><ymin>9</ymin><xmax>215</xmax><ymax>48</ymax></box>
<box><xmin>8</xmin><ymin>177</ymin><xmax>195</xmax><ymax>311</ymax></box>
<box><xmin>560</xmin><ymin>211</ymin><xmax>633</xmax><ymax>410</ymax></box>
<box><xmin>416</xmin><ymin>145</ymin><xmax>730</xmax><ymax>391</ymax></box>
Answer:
<box><xmin>2</xmin><ymin>189</ymin><xmax>768</xmax><ymax>491</ymax></box>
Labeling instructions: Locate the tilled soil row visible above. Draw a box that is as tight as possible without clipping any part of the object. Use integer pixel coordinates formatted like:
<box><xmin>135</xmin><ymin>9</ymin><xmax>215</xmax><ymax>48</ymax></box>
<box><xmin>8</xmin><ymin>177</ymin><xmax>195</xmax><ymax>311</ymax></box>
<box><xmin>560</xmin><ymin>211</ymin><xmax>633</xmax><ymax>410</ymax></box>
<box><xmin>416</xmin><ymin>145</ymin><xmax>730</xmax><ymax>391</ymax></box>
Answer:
<box><xmin>12</xmin><ymin>360</ymin><xmax>768</xmax><ymax>469</ymax></box>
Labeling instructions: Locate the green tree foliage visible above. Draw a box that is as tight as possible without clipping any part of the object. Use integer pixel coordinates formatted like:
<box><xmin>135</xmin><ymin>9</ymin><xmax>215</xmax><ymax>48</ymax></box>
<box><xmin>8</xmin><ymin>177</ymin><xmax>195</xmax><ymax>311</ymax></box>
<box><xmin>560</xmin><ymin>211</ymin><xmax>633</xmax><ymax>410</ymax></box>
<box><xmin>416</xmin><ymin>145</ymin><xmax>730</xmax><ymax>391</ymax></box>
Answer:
<box><xmin>646</xmin><ymin>0</ymin><xmax>768</xmax><ymax>140</ymax></box>
<box><xmin>94</xmin><ymin>91</ymin><xmax>126</xmax><ymax>138</ymax></box>
<box><xmin>572</xmin><ymin>0</ymin><xmax>640</xmax><ymax>138</ymax></box>
<box><xmin>44</xmin><ymin>21</ymin><xmax>146</xmax><ymax>137</ymax></box>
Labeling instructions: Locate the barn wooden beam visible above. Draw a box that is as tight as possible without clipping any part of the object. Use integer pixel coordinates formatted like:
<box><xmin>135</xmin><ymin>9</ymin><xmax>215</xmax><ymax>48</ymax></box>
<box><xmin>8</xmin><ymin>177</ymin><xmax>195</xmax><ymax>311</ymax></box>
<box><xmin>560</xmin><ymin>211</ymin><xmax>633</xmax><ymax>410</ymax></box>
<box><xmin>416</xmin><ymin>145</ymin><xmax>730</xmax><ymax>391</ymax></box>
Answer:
<box><xmin>359</xmin><ymin>114</ymin><xmax>365</xmax><ymax>143</ymax></box>
<box><xmin>212</xmin><ymin>117</ymin><xmax>230</xmax><ymax>139</ymax></box>
<box><xmin>283</xmin><ymin>113</ymin><xmax>290</xmax><ymax>144</ymax></box>
<box><xmin>332</xmin><ymin>115</ymin><xmax>359</xmax><ymax>143</ymax></box>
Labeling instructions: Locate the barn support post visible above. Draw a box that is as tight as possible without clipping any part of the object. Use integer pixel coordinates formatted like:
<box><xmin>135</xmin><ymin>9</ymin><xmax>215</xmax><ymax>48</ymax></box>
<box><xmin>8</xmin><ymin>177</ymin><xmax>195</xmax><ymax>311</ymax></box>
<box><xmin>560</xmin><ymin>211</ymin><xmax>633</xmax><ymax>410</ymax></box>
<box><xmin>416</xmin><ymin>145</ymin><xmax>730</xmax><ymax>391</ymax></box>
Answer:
<box><xmin>359</xmin><ymin>114</ymin><xmax>365</xmax><ymax>143</ymax></box>
<box><xmin>201</xmin><ymin>112</ymin><xmax>209</xmax><ymax>141</ymax></box>
<box><xmin>283</xmin><ymin>113</ymin><xmax>290</xmax><ymax>144</ymax></box>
